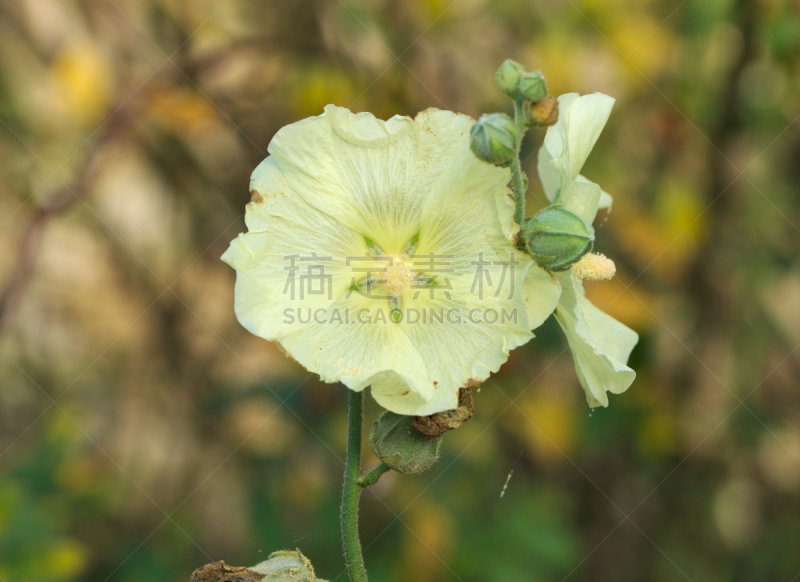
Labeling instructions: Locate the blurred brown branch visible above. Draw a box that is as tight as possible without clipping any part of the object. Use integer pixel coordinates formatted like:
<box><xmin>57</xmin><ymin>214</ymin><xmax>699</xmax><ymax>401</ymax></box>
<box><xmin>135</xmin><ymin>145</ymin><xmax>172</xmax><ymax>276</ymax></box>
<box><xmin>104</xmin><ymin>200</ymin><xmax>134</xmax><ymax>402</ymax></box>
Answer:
<box><xmin>0</xmin><ymin>35</ymin><xmax>242</xmax><ymax>336</ymax></box>
<box><xmin>0</xmin><ymin>99</ymin><xmax>140</xmax><ymax>335</ymax></box>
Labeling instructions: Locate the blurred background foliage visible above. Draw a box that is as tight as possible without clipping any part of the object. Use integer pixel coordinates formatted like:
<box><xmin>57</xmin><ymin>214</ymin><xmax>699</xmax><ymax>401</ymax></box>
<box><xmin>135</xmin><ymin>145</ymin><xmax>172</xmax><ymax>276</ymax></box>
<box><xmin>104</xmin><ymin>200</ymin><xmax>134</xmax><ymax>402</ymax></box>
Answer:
<box><xmin>1</xmin><ymin>0</ymin><xmax>799</xmax><ymax>580</ymax></box>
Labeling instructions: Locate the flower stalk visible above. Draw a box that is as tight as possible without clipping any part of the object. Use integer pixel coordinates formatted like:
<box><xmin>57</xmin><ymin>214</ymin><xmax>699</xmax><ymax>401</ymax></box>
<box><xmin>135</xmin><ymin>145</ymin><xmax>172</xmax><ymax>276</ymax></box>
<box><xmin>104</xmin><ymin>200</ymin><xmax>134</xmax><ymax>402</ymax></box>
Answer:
<box><xmin>358</xmin><ymin>462</ymin><xmax>391</xmax><ymax>488</ymax></box>
<box><xmin>509</xmin><ymin>93</ymin><xmax>531</xmax><ymax>227</ymax></box>
<box><xmin>341</xmin><ymin>390</ymin><xmax>368</xmax><ymax>582</ymax></box>
<box><xmin>510</xmin><ymin>154</ymin><xmax>527</xmax><ymax>227</ymax></box>
<box><xmin>471</xmin><ymin>61</ymin><xmax>555</xmax><ymax>228</ymax></box>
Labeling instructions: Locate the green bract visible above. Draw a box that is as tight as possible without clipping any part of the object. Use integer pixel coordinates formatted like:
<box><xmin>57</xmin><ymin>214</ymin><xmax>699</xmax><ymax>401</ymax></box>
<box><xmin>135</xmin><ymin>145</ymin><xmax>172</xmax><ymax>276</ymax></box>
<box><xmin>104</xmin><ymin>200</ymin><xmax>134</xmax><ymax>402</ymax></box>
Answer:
<box><xmin>470</xmin><ymin>113</ymin><xmax>520</xmax><ymax>166</ymax></box>
<box><xmin>369</xmin><ymin>411</ymin><xmax>441</xmax><ymax>475</ymax></box>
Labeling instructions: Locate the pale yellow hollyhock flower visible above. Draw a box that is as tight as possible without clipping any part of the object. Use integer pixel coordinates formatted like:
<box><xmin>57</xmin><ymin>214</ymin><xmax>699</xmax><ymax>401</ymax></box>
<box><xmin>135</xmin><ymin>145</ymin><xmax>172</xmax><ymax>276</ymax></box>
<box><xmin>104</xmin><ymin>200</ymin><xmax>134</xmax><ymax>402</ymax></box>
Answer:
<box><xmin>534</xmin><ymin>93</ymin><xmax>638</xmax><ymax>408</ymax></box>
<box><xmin>222</xmin><ymin>105</ymin><xmax>560</xmax><ymax>416</ymax></box>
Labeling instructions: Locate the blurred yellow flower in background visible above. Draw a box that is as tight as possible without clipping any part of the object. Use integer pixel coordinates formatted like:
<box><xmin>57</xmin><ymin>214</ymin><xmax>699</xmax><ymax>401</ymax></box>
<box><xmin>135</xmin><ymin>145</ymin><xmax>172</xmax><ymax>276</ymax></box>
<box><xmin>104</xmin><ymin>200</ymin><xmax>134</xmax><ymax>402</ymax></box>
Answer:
<box><xmin>51</xmin><ymin>42</ymin><xmax>113</xmax><ymax>127</ymax></box>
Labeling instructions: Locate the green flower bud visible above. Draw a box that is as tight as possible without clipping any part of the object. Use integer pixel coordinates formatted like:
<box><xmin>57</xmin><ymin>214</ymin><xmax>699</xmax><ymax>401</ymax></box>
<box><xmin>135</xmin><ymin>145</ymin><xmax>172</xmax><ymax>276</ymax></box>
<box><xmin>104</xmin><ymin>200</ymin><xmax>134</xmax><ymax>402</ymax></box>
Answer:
<box><xmin>494</xmin><ymin>59</ymin><xmax>526</xmax><ymax>98</ymax></box>
<box><xmin>250</xmin><ymin>549</ymin><xmax>325</xmax><ymax>582</ymax></box>
<box><xmin>522</xmin><ymin>204</ymin><xmax>595</xmax><ymax>271</ymax></box>
<box><xmin>369</xmin><ymin>411</ymin><xmax>442</xmax><ymax>475</ymax></box>
<box><xmin>517</xmin><ymin>70</ymin><xmax>548</xmax><ymax>102</ymax></box>
<box><xmin>470</xmin><ymin>113</ymin><xmax>520</xmax><ymax>167</ymax></box>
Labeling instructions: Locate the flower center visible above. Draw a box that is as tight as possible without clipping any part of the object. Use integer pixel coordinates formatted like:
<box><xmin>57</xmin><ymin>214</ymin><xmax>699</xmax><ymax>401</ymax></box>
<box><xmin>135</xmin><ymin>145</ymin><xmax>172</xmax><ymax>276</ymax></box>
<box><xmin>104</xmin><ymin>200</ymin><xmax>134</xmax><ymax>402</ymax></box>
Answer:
<box><xmin>378</xmin><ymin>255</ymin><xmax>413</xmax><ymax>297</ymax></box>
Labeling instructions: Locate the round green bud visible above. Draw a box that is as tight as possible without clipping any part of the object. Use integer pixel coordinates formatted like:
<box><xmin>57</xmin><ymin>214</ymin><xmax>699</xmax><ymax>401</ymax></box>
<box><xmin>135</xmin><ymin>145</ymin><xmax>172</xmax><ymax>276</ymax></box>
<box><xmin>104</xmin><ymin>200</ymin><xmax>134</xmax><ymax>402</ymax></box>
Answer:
<box><xmin>518</xmin><ymin>70</ymin><xmax>548</xmax><ymax>102</ymax></box>
<box><xmin>369</xmin><ymin>411</ymin><xmax>442</xmax><ymax>475</ymax></box>
<box><xmin>494</xmin><ymin>59</ymin><xmax>526</xmax><ymax>98</ymax></box>
<box><xmin>470</xmin><ymin>113</ymin><xmax>520</xmax><ymax>167</ymax></box>
<box><xmin>522</xmin><ymin>204</ymin><xmax>595</xmax><ymax>271</ymax></box>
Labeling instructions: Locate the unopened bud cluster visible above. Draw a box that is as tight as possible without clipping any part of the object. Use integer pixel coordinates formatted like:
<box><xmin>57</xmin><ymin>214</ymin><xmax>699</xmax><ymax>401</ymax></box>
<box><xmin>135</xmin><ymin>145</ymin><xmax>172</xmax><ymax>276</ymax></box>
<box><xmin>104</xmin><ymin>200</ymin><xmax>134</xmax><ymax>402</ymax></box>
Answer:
<box><xmin>471</xmin><ymin>60</ymin><xmax>558</xmax><ymax>168</ymax></box>
<box><xmin>494</xmin><ymin>60</ymin><xmax>559</xmax><ymax>127</ymax></box>
<box><xmin>495</xmin><ymin>61</ymin><xmax>548</xmax><ymax>102</ymax></box>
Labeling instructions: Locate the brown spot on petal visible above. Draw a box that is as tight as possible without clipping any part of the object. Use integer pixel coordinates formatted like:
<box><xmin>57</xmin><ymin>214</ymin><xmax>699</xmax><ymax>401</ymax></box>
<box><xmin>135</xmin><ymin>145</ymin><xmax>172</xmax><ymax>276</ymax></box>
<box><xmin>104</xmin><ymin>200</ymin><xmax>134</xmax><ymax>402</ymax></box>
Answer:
<box><xmin>249</xmin><ymin>188</ymin><xmax>279</xmax><ymax>205</ymax></box>
<box><xmin>413</xmin><ymin>387</ymin><xmax>476</xmax><ymax>438</ymax></box>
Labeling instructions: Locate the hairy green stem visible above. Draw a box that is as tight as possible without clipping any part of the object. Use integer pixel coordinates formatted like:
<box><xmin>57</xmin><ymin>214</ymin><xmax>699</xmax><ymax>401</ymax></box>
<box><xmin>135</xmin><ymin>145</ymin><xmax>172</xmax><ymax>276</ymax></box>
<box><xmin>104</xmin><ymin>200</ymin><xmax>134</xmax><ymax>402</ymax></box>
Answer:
<box><xmin>341</xmin><ymin>390</ymin><xmax>368</xmax><ymax>582</ymax></box>
<box><xmin>511</xmin><ymin>99</ymin><xmax>527</xmax><ymax>225</ymax></box>
<box><xmin>509</xmin><ymin>154</ymin><xmax>526</xmax><ymax>226</ymax></box>
<box><xmin>513</xmin><ymin>98</ymin><xmax>525</xmax><ymax>125</ymax></box>
<box><xmin>358</xmin><ymin>462</ymin><xmax>391</xmax><ymax>488</ymax></box>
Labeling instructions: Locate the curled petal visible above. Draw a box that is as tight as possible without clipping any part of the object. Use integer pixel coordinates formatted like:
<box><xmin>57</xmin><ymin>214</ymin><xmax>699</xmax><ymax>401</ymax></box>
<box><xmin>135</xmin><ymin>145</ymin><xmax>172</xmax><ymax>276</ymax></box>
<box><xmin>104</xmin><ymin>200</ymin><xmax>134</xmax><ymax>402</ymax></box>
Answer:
<box><xmin>542</xmin><ymin>93</ymin><xmax>615</xmax><ymax>182</ymax></box>
<box><xmin>577</xmin><ymin>174</ymin><xmax>613</xmax><ymax>211</ymax></box>
<box><xmin>537</xmin><ymin>93</ymin><xmax>615</xmax><ymax>223</ymax></box>
<box><xmin>554</xmin><ymin>273</ymin><xmax>638</xmax><ymax>407</ymax></box>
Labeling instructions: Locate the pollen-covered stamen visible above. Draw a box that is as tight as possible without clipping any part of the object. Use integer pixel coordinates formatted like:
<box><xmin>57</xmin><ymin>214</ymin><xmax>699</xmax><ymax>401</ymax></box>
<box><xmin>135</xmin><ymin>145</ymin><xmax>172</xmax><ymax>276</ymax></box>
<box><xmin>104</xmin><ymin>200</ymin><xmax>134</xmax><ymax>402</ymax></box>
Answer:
<box><xmin>377</xmin><ymin>256</ymin><xmax>414</xmax><ymax>296</ymax></box>
<box><xmin>572</xmin><ymin>253</ymin><xmax>616</xmax><ymax>281</ymax></box>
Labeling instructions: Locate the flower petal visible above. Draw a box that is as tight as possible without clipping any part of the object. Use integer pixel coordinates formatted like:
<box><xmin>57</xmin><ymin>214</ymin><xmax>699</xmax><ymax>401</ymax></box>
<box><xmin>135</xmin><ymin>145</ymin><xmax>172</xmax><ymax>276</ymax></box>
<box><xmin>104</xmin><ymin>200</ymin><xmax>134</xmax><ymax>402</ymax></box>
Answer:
<box><xmin>521</xmin><ymin>263</ymin><xmax>562</xmax><ymax>330</ymax></box>
<box><xmin>278</xmin><ymin>297</ymin><xmax>435</xmax><ymax>401</ymax></box>
<box><xmin>559</xmin><ymin>176</ymin><xmax>602</xmax><ymax>224</ymax></box>
<box><xmin>537</xmin><ymin>93</ymin><xmax>615</xmax><ymax>222</ymax></box>
<box><xmin>577</xmin><ymin>174</ymin><xmax>613</xmax><ymax>211</ymax></box>
<box><xmin>377</xmin><ymin>176</ymin><xmax>534</xmax><ymax>416</ymax></box>
<box><xmin>543</xmin><ymin>93</ymin><xmax>615</xmax><ymax>182</ymax></box>
<box><xmin>598</xmin><ymin>190</ymin><xmax>613</xmax><ymax>210</ymax></box>
<box><xmin>267</xmin><ymin>105</ymin><xmax>508</xmax><ymax>254</ymax></box>
<box><xmin>537</xmin><ymin>141</ymin><xmax>561</xmax><ymax>201</ymax></box>
<box><xmin>371</xmin><ymin>372</ymin><xmax>433</xmax><ymax>415</ymax></box>
<box><xmin>553</xmin><ymin>273</ymin><xmax>638</xmax><ymax>407</ymax></box>
<box><xmin>383</xmin><ymin>260</ymin><xmax>533</xmax><ymax>415</ymax></box>
<box><xmin>222</xmin><ymin>158</ymin><xmax>369</xmax><ymax>339</ymax></box>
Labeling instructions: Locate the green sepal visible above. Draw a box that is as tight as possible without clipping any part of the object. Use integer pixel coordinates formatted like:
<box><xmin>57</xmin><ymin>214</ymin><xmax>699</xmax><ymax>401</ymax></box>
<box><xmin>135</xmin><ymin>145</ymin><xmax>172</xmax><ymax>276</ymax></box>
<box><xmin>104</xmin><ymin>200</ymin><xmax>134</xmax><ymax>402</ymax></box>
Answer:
<box><xmin>368</xmin><ymin>411</ymin><xmax>442</xmax><ymax>475</ymax></box>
